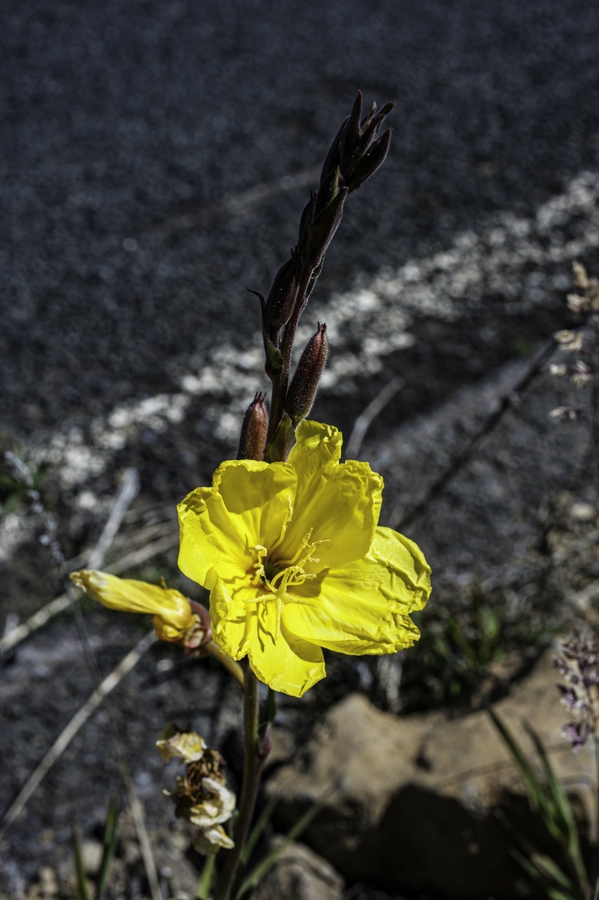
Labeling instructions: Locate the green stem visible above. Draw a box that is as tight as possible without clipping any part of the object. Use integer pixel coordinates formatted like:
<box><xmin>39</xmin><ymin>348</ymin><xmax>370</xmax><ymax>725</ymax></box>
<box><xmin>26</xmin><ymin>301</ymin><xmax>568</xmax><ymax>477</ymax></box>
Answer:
<box><xmin>196</xmin><ymin>854</ymin><xmax>216</xmax><ymax>900</ymax></box>
<box><xmin>215</xmin><ymin>665</ymin><xmax>266</xmax><ymax>900</ymax></box>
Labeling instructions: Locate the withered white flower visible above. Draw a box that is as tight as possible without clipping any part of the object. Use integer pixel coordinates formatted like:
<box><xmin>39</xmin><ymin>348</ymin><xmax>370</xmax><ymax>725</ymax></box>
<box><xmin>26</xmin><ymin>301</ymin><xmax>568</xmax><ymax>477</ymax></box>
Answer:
<box><xmin>550</xmin><ymin>406</ymin><xmax>579</xmax><ymax>420</ymax></box>
<box><xmin>193</xmin><ymin>825</ymin><xmax>235</xmax><ymax>854</ymax></box>
<box><xmin>156</xmin><ymin>727</ymin><xmax>206</xmax><ymax>763</ymax></box>
<box><xmin>571</xmin><ymin>360</ymin><xmax>592</xmax><ymax>389</ymax></box>
<box><xmin>550</xmin><ymin>363</ymin><xmax>567</xmax><ymax>377</ymax></box>
<box><xmin>189</xmin><ymin>777</ymin><xmax>236</xmax><ymax>829</ymax></box>
<box><xmin>554</xmin><ymin>330</ymin><xmax>584</xmax><ymax>352</ymax></box>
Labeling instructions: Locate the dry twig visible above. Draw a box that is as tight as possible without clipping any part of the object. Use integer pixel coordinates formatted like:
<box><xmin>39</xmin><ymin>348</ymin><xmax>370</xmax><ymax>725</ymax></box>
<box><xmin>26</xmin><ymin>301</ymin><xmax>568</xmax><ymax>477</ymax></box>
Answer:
<box><xmin>0</xmin><ymin>631</ymin><xmax>157</xmax><ymax>837</ymax></box>
<box><xmin>345</xmin><ymin>376</ymin><xmax>404</xmax><ymax>459</ymax></box>
<box><xmin>0</xmin><ymin>486</ymin><xmax>182</xmax><ymax>656</ymax></box>
<box><xmin>391</xmin><ymin>340</ymin><xmax>556</xmax><ymax>531</ymax></box>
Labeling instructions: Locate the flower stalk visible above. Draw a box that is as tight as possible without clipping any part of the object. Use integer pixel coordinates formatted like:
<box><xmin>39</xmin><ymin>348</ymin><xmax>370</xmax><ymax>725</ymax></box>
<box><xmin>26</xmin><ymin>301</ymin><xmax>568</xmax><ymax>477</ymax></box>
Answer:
<box><xmin>215</xmin><ymin>664</ymin><xmax>266</xmax><ymax>900</ymax></box>
<box><xmin>261</xmin><ymin>90</ymin><xmax>394</xmax><ymax>462</ymax></box>
<box><xmin>69</xmin><ymin>93</ymin><xmax>430</xmax><ymax>900</ymax></box>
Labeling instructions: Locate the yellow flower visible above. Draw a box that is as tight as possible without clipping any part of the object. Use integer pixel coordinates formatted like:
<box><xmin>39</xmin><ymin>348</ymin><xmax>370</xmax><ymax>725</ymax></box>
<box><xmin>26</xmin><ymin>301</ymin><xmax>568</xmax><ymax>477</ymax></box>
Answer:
<box><xmin>178</xmin><ymin>420</ymin><xmax>431</xmax><ymax>697</ymax></box>
<box><xmin>69</xmin><ymin>570</ymin><xmax>197</xmax><ymax>643</ymax></box>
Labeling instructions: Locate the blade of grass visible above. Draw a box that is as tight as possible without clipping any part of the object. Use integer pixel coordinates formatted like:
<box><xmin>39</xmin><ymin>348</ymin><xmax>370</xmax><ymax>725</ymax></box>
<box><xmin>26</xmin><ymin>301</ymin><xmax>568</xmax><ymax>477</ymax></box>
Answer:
<box><xmin>95</xmin><ymin>794</ymin><xmax>120</xmax><ymax>900</ymax></box>
<box><xmin>525</xmin><ymin>724</ymin><xmax>585</xmax><ymax>861</ymax></box>
<box><xmin>239</xmin><ymin>797</ymin><xmax>278</xmax><ymax>867</ymax></box>
<box><xmin>490</xmin><ymin>710</ymin><xmax>590</xmax><ymax>899</ymax></box>
<box><xmin>512</xmin><ymin>850</ymin><xmax>576</xmax><ymax>900</ymax></box>
<box><xmin>73</xmin><ymin>813</ymin><xmax>91</xmax><ymax>900</ymax></box>
<box><xmin>531</xmin><ymin>852</ymin><xmax>579</xmax><ymax>892</ymax></box>
<box><xmin>196</xmin><ymin>854</ymin><xmax>216</xmax><ymax>900</ymax></box>
<box><xmin>489</xmin><ymin>709</ymin><xmax>547</xmax><ymax>813</ymax></box>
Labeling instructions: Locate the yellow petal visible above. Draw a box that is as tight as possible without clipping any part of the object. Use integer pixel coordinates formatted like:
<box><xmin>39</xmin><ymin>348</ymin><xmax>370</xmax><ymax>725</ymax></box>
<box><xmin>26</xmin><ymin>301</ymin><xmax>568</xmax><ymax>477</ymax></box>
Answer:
<box><xmin>284</xmin><ymin>527</ymin><xmax>431</xmax><ymax>655</ymax></box>
<box><xmin>178</xmin><ymin>460</ymin><xmax>296</xmax><ymax>590</ymax></box>
<box><xmin>209</xmin><ymin>577</ymin><xmax>255</xmax><ymax>660</ymax></box>
<box><xmin>276</xmin><ymin>459</ymin><xmax>383</xmax><ymax>571</ymax></box>
<box><xmin>287</xmin><ymin>419</ymin><xmax>343</xmax><ymax>477</ymax></box>
<box><xmin>70</xmin><ymin>570</ymin><xmax>194</xmax><ymax>632</ymax></box>
<box><xmin>246</xmin><ymin>601</ymin><xmax>326</xmax><ymax>698</ymax></box>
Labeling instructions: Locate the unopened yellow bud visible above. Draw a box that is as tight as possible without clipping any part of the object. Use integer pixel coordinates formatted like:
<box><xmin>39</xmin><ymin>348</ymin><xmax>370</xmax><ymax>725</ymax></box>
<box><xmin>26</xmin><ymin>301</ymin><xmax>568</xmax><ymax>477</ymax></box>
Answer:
<box><xmin>70</xmin><ymin>570</ymin><xmax>195</xmax><ymax>641</ymax></box>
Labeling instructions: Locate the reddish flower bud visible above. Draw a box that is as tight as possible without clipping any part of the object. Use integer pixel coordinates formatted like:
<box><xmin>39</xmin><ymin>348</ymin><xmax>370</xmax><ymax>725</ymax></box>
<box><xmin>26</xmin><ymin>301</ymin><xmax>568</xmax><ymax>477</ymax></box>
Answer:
<box><xmin>285</xmin><ymin>323</ymin><xmax>328</xmax><ymax>425</ymax></box>
<box><xmin>237</xmin><ymin>392</ymin><xmax>269</xmax><ymax>461</ymax></box>
<box><xmin>264</xmin><ymin>252</ymin><xmax>300</xmax><ymax>330</ymax></box>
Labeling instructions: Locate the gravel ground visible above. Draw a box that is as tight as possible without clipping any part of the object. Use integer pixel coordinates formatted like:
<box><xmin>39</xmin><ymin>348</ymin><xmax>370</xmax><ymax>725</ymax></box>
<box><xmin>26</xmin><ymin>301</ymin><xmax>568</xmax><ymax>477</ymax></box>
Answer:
<box><xmin>2</xmin><ymin>0</ymin><xmax>599</xmax><ymax>439</ymax></box>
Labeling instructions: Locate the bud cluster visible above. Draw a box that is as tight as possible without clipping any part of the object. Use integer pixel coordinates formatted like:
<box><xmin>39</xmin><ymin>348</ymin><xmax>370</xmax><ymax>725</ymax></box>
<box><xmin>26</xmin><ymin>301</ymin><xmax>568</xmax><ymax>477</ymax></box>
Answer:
<box><xmin>238</xmin><ymin>93</ymin><xmax>394</xmax><ymax>462</ymax></box>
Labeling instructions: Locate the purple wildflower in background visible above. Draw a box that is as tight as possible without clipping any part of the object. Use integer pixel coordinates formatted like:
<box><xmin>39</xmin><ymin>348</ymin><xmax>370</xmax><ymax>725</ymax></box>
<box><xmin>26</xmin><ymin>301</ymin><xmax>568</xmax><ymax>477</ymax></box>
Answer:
<box><xmin>553</xmin><ymin>634</ymin><xmax>599</xmax><ymax>751</ymax></box>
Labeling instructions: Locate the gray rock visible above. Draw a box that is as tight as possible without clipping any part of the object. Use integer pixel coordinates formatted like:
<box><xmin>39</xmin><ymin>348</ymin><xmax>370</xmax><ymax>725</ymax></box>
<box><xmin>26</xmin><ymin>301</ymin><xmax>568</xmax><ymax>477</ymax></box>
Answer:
<box><xmin>268</xmin><ymin>653</ymin><xmax>595</xmax><ymax>899</ymax></box>
<box><xmin>251</xmin><ymin>841</ymin><xmax>344</xmax><ymax>900</ymax></box>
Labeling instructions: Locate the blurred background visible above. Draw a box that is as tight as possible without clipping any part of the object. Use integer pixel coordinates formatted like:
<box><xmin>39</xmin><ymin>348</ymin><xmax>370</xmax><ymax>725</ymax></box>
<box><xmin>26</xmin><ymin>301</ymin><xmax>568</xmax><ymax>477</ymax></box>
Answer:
<box><xmin>3</xmin><ymin>1</ymin><xmax>599</xmax><ymax>898</ymax></box>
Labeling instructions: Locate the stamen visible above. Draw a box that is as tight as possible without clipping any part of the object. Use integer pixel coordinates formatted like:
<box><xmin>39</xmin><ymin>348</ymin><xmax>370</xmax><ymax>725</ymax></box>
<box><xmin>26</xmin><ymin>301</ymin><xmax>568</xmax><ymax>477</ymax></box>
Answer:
<box><xmin>249</xmin><ymin>545</ymin><xmax>268</xmax><ymax>586</ymax></box>
<box><xmin>245</xmin><ymin>526</ymin><xmax>327</xmax><ymax>642</ymax></box>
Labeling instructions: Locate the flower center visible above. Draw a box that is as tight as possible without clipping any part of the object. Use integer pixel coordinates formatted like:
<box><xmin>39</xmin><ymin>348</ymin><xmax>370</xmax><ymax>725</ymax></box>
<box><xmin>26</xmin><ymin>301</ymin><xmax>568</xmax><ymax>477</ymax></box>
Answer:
<box><xmin>246</xmin><ymin>531</ymin><xmax>325</xmax><ymax>639</ymax></box>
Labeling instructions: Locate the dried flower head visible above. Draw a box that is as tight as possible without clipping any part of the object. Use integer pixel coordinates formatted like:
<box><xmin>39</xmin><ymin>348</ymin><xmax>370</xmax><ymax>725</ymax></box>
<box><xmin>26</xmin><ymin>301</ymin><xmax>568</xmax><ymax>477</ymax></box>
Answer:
<box><xmin>570</xmin><ymin>360</ymin><xmax>592</xmax><ymax>389</ymax></box>
<box><xmin>550</xmin><ymin>406</ymin><xmax>580</xmax><ymax>421</ymax></box>
<box><xmin>157</xmin><ymin>724</ymin><xmax>236</xmax><ymax>855</ymax></box>
<box><xmin>554</xmin><ymin>330</ymin><xmax>584</xmax><ymax>352</ymax></box>
<box><xmin>156</xmin><ymin>723</ymin><xmax>207</xmax><ymax>762</ymax></box>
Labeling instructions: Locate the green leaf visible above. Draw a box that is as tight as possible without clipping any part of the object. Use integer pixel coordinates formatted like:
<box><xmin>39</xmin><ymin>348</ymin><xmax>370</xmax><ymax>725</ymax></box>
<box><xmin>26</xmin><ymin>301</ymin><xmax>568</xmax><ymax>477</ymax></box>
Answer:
<box><xmin>72</xmin><ymin>815</ymin><xmax>91</xmax><ymax>900</ymax></box>
<box><xmin>490</xmin><ymin>710</ymin><xmax>590</xmax><ymax>899</ymax></box>
<box><xmin>95</xmin><ymin>794</ymin><xmax>119</xmax><ymax>900</ymax></box>
<box><xmin>531</xmin><ymin>852</ymin><xmax>577</xmax><ymax>891</ymax></box>
<box><xmin>240</xmin><ymin>796</ymin><xmax>278</xmax><ymax>867</ymax></box>
<box><xmin>512</xmin><ymin>850</ymin><xmax>577</xmax><ymax>900</ymax></box>
<box><xmin>524</xmin><ymin>724</ymin><xmax>580</xmax><ymax>849</ymax></box>
<box><xmin>488</xmin><ymin>709</ymin><xmax>547</xmax><ymax>814</ymax></box>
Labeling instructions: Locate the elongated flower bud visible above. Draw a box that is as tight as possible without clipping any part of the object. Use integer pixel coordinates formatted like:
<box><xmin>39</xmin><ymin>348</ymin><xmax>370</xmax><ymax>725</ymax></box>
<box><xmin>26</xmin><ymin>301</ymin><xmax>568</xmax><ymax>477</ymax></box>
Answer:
<box><xmin>69</xmin><ymin>569</ymin><xmax>202</xmax><ymax>645</ymax></box>
<box><xmin>264</xmin><ymin>252</ymin><xmax>300</xmax><ymax>330</ymax></box>
<box><xmin>307</xmin><ymin>188</ymin><xmax>347</xmax><ymax>268</ymax></box>
<box><xmin>285</xmin><ymin>323</ymin><xmax>328</xmax><ymax>425</ymax></box>
<box><xmin>297</xmin><ymin>191</ymin><xmax>317</xmax><ymax>252</ymax></box>
<box><xmin>346</xmin><ymin>128</ymin><xmax>393</xmax><ymax>193</ymax></box>
<box><xmin>237</xmin><ymin>392</ymin><xmax>269</xmax><ymax>461</ymax></box>
<box><xmin>337</xmin><ymin>91</ymin><xmax>394</xmax><ymax>193</ymax></box>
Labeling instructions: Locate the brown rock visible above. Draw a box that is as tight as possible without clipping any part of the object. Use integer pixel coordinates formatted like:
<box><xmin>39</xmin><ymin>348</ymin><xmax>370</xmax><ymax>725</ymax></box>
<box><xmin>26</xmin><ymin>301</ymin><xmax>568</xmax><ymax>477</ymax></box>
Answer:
<box><xmin>268</xmin><ymin>653</ymin><xmax>595</xmax><ymax>899</ymax></box>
